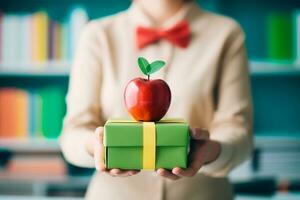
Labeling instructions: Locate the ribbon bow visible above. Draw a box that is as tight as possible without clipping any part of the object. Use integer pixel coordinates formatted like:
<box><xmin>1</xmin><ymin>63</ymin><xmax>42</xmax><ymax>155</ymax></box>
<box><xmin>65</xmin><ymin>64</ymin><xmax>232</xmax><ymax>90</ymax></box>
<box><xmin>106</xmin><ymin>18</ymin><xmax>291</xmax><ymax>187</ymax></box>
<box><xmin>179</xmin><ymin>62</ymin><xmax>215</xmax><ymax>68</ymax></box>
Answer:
<box><xmin>136</xmin><ymin>21</ymin><xmax>191</xmax><ymax>49</ymax></box>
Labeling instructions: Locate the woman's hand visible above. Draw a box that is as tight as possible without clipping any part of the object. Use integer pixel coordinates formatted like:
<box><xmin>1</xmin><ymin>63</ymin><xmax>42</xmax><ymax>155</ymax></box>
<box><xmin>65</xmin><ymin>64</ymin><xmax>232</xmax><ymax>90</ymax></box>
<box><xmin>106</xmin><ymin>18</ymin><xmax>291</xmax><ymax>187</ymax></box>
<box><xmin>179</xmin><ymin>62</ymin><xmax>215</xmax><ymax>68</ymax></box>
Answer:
<box><xmin>156</xmin><ymin>128</ymin><xmax>221</xmax><ymax>180</ymax></box>
<box><xmin>86</xmin><ymin>127</ymin><xmax>140</xmax><ymax>177</ymax></box>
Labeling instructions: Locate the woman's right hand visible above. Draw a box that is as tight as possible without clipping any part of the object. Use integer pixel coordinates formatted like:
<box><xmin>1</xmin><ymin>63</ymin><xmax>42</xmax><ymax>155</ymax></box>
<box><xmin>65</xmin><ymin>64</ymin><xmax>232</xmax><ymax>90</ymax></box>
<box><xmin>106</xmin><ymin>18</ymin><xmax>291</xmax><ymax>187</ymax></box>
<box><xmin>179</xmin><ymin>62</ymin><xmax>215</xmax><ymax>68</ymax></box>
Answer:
<box><xmin>88</xmin><ymin>127</ymin><xmax>140</xmax><ymax>177</ymax></box>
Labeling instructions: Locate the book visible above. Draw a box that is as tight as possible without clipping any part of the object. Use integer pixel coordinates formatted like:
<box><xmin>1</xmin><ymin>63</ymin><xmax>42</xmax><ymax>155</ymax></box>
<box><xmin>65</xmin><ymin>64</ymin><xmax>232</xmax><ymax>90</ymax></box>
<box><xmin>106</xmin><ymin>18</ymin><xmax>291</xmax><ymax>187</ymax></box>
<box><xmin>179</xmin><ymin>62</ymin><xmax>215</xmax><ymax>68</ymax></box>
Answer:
<box><xmin>295</xmin><ymin>10</ymin><xmax>300</xmax><ymax>65</ymax></box>
<box><xmin>1</xmin><ymin>15</ymin><xmax>13</xmax><ymax>67</ymax></box>
<box><xmin>267</xmin><ymin>12</ymin><xmax>294</xmax><ymax>61</ymax></box>
<box><xmin>61</xmin><ymin>21</ymin><xmax>70</xmax><ymax>63</ymax></box>
<box><xmin>69</xmin><ymin>7</ymin><xmax>88</xmax><ymax>60</ymax></box>
<box><xmin>0</xmin><ymin>12</ymin><xmax>2</xmax><ymax>63</ymax></box>
<box><xmin>32</xmin><ymin>11</ymin><xmax>49</xmax><ymax>64</ymax></box>
<box><xmin>55</xmin><ymin>22</ymin><xmax>63</xmax><ymax>61</ymax></box>
<box><xmin>28</xmin><ymin>90</ymin><xmax>41</xmax><ymax>138</ymax></box>
<box><xmin>4</xmin><ymin>14</ymin><xmax>21</xmax><ymax>67</ymax></box>
<box><xmin>12</xmin><ymin>15</ymin><xmax>22</xmax><ymax>67</ymax></box>
<box><xmin>20</xmin><ymin>14</ymin><xmax>32</xmax><ymax>66</ymax></box>
<box><xmin>39</xmin><ymin>87</ymin><xmax>66</xmax><ymax>139</ymax></box>
<box><xmin>49</xmin><ymin>21</ymin><xmax>63</xmax><ymax>62</ymax></box>
<box><xmin>0</xmin><ymin>88</ymin><xmax>18</xmax><ymax>138</ymax></box>
<box><xmin>0</xmin><ymin>8</ymin><xmax>89</xmax><ymax>68</ymax></box>
<box><xmin>0</xmin><ymin>87</ymin><xmax>66</xmax><ymax>140</ymax></box>
<box><xmin>15</xmin><ymin>90</ymin><xmax>29</xmax><ymax>138</ymax></box>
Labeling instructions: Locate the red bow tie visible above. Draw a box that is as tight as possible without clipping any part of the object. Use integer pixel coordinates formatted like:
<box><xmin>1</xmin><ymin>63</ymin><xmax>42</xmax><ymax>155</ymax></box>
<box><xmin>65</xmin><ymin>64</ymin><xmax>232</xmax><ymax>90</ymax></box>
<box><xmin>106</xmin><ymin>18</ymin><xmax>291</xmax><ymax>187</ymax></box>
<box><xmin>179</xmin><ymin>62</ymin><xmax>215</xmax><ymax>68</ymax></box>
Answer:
<box><xmin>136</xmin><ymin>21</ymin><xmax>191</xmax><ymax>49</ymax></box>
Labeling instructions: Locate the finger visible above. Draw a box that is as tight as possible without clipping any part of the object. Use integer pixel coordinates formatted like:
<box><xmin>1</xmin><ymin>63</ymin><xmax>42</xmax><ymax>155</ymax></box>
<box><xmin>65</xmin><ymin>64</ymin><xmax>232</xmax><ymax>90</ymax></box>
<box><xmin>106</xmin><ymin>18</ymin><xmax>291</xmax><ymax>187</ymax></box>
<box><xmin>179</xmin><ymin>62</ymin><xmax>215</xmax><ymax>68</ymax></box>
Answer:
<box><xmin>190</xmin><ymin>128</ymin><xmax>209</xmax><ymax>140</ymax></box>
<box><xmin>172</xmin><ymin>167</ymin><xmax>196</xmax><ymax>177</ymax></box>
<box><xmin>114</xmin><ymin>169</ymin><xmax>140</xmax><ymax>176</ymax></box>
<box><xmin>109</xmin><ymin>169</ymin><xmax>138</xmax><ymax>177</ymax></box>
<box><xmin>156</xmin><ymin>168</ymin><xmax>181</xmax><ymax>180</ymax></box>
<box><xmin>172</xmin><ymin>167</ymin><xmax>186</xmax><ymax>177</ymax></box>
<box><xmin>94</xmin><ymin>145</ymin><xmax>106</xmax><ymax>171</ymax></box>
<box><xmin>128</xmin><ymin>170</ymin><xmax>140</xmax><ymax>175</ymax></box>
<box><xmin>95</xmin><ymin>127</ymin><xmax>104</xmax><ymax>139</ymax></box>
<box><xmin>173</xmin><ymin>161</ymin><xmax>203</xmax><ymax>177</ymax></box>
<box><xmin>109</xmin><ymin>169</ymin><xmax>122</xmax><ymax>177</ymax></box>
<box><xmin>94</xmin><ymin>127</ymin><xmax>105</xmax><ymax>171</ymax></box>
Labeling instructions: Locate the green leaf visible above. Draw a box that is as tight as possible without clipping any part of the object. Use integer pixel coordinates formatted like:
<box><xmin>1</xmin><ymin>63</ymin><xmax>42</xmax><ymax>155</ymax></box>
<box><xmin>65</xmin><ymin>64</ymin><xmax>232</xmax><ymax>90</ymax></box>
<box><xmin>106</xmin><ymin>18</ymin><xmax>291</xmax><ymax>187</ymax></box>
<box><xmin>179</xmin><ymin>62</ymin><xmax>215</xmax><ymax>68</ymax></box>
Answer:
<box><xmin>138</xmin><ymin>57</ymin><xmax>150</xmax><ymax>75</ymax></box>
<box><xmin>146</xmin><ymin>64</ymin><xmax>152</xmax><ymax>74</ymax></box>
<box><xmin>149</xmin><ymin>60</ymin><xmax>166</xmax><ymax>74</ymax></box>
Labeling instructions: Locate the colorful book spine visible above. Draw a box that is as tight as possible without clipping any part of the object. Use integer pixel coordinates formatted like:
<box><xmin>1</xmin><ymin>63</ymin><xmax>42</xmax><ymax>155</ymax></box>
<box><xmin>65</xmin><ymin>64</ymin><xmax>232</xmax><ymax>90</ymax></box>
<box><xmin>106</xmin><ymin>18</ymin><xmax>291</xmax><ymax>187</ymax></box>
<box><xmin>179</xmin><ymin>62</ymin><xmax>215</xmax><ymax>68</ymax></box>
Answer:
<box><xmin>54</xmin><ymin>22</ymin><xmax>63</xmax><ymax>61</ymax></box>
<box><xmin>40</xmin><ymin>87</ymin><xmax>66</xmax><ymax>139</ymax></box>
<box><xmin>0</xmin><ymin>89</ymin><xmax>18</xmax><ymax>138</ymax></box>
<box><xmin>32</xmin><ymin>11</ymin><xmax>49</xmax><ymax>64</ymax></box>
<box><xmin>267</xmin><ymin>12</ymin><xmax>294</xmax><ymax>61</ymax></box>
<box><xmin>0</xmin><ymin>87</ymin><xmax>66</xmax><ymax>140</ymax></box>
<box><xmin>0</xmin><ymin>7</ymin><xmax>88</xmax><ymax>68</ymax></box>
<box><xmin>0</xmin><ymin>12</ymin><xmax>2</xmax><ymax>64</ymax></box>
<box><xmin>15</xmin><ymin>90</ymin><xmax>29</xmax><ymax>138</ymax></box>
<box><xmin>69</xmin><ymin>7</ymin><xmax>88</xmax><ymax>60</ymax></box>
<box><xmin>21</xmin><ymin>14</ymin><xmax>32</xmax><ymax>66</ymax></box>
<box><xmin>295</xmin><ymin>11</ymin><xmax>300</xmax><ymax>65</ymax></box>
<box><xmin>61</xmin><ymin>22</ymin><xmax>70</xmax><ymax>63</ymax></box>
<box><xmin>0</xmin><ymin>15</ymin><xmax>6</xmax><ymax>67</ymax></box>
<box><xmin>2</xmin><ymin>15</ymin><xmax>13</xmax><ymax>67</ymax></box>
<box><xmin>28</xmin><ymin>90</ymin><xmax>42</xmax><ymax>138</ymax></box>
<box><xmin>48</xmin><ymin>19</ymin><xmax>55</xmax><ymax>61</ymax></box>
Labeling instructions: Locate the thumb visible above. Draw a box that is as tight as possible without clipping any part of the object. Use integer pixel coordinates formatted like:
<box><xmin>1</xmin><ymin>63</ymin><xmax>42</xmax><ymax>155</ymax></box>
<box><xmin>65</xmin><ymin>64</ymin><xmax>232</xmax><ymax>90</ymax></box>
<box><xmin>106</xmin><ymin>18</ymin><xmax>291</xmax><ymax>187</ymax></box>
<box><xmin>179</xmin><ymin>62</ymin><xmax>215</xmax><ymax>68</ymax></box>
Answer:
<box><xmin>95</xmin><ymin>127</ymin><xmax>104</xmax><ymax>140</ymax></box>
<box><xmin>189</xmin><ymin>127</ymin><xmax>209</xmax><ymax>140</ymax></box>
<box><xmin>94</xmin><ymin>127</ymin><xmax>105</xmax><ymax>171</ymax></box>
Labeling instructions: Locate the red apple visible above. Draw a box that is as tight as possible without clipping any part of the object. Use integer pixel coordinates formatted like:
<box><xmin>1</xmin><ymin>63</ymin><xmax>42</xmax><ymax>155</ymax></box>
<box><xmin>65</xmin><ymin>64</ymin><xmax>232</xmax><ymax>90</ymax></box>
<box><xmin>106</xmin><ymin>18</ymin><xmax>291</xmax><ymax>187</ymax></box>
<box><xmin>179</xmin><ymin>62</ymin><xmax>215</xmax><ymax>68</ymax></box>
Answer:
<box><xmin>124</xmin><ymin>77</ymin><xmax>171</xmax><ymax>121</ymax></box>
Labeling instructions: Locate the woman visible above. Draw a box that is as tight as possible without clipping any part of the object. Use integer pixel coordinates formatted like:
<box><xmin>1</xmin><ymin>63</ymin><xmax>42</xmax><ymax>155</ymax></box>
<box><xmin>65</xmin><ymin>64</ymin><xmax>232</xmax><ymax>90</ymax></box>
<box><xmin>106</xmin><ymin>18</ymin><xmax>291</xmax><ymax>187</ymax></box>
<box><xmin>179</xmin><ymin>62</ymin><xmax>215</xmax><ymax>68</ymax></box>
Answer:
<box><xmin>60</xmin><ymin>0</ymin><xmax>253</xmax><ymax>199</ymax></box>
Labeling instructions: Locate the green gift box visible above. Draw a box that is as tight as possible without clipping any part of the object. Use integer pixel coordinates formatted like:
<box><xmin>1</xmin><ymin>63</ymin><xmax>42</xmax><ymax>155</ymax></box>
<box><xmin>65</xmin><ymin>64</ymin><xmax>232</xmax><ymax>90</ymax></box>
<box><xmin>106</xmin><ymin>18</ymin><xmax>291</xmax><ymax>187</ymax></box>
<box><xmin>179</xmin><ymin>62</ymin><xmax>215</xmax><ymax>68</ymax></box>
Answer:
<box><xmin>103</xmin><ymin>119</ymin><xmax>190</xmax><ymax>170</ymax></box>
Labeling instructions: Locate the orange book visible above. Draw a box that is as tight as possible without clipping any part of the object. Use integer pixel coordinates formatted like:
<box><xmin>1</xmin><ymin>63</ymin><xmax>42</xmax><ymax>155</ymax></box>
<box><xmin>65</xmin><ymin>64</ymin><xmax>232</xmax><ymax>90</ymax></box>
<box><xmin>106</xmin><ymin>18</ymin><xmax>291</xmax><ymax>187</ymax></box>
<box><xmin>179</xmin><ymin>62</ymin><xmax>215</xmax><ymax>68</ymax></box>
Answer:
<box><xmin>15</xmin><ymin>90</ymin><xmax>29</xmax><ymax>138</ymax></box>
<box><xmin>0</xmin><ymin>89</ymin><xmax>17</xmax><ymax>138</ymax></box>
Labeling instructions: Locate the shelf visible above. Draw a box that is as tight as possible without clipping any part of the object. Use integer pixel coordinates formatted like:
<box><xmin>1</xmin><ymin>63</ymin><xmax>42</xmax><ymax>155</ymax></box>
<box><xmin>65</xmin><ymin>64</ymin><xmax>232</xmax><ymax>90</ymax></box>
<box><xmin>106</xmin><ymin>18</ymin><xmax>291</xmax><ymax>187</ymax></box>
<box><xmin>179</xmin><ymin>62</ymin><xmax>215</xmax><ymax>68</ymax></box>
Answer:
<box><xmin>250</xmin><ymin>61</ymin><xmax>300</xmax><ymax>76</ymax></box>
<box><xmin>0</xmin><ymin>62</ymin><xmax>70</xmax><ymax>78</ymax></box>
<box><xmin>255</xmin><ymin>135</ymin><xmax>300</xmax><ymax>150</ymax></box>
<box><xmin>0</xmin><ymin>61</ymin><xmax>300</xmax><ymax>78</ymax></box>
<box><xmin>0</xmin><ymin>70</ymin><xmax>69</xmax><ymax>77</ymax></box>
<box><xmin>0</xmin><ymin>197</ymin><xmax>83</xmax><ymax>200</ymax></box>
<box><xmin>0</xmin><ymin>139</ymin><xmax>60</xmax><ymax>153</ymax></box>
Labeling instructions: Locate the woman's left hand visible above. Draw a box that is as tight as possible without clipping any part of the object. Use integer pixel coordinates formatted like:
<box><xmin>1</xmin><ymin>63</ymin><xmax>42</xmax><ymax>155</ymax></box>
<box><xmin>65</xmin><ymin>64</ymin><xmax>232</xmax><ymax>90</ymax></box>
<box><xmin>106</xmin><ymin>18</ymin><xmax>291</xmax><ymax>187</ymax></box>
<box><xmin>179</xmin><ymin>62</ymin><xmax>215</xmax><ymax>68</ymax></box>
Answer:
<box><xmin>156</xmin><ymin>128</ymin><xmax>221</xmax><ymax>180</ymax></box>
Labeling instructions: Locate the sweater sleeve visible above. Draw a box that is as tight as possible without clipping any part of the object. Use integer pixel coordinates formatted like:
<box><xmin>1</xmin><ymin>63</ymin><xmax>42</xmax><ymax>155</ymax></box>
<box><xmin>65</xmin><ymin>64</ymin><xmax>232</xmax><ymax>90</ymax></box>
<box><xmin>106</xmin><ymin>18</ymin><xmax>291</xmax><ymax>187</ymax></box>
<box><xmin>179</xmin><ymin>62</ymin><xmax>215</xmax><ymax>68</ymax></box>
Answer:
<box><xmin>200</xmin><ymin>23</ymin><xmax>253</xmax><ymax>177</ymax></box>
<box><xmin>59</xmin><ymin>22</ymin><xmax>105</xmax><ymax>168</ymax></box>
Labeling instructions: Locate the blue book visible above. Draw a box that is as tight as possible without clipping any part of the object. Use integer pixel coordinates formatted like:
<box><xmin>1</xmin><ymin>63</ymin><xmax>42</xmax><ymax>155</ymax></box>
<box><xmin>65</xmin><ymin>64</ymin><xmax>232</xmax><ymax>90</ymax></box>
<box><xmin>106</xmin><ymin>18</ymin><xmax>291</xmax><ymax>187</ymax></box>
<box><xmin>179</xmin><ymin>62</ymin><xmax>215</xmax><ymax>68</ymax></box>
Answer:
<box><xmin>28</xmin><ymin>91</ymin><xmax>36</xmax><ymax>138</ymax></box>
<box><xmin>68</xmin><ymin>7</ymin><xmax>88</xmax><ymax>60</ymax></box>
<box><xmin>28</xmin><ymin>90</ymin><xmax>43</xmax><ymax>138</ymax></box>
<box><xmin>294</xmin><ymin>10</ymin><xmax>300</xmax><ymax>65</ymax></box>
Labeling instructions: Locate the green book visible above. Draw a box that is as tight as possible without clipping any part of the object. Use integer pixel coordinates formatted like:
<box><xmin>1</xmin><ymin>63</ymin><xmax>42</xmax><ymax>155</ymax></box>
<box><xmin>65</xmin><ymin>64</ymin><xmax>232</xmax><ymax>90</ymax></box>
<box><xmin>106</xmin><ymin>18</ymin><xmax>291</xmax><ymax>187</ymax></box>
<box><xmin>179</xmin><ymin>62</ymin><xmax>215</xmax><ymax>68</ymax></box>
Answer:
<box><xmin>267</xmin><ymin>12</ymin><xmax>294</xmax><ymax>61</ymax></box>
<box><xmin>39</xmin><ymin>87</ymin><xmax>66</xmax><ymax>139</ymax></box>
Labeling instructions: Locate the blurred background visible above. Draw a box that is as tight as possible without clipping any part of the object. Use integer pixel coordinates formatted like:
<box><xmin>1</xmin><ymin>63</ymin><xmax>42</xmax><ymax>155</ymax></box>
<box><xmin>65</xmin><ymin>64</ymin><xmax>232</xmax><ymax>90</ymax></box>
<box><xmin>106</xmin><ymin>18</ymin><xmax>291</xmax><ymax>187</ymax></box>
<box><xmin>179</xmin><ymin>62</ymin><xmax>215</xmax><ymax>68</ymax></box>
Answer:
<box><xmin>0</xmin><ymin>0</ymin><xmax>300</xmax><ymax>199</ymax></box>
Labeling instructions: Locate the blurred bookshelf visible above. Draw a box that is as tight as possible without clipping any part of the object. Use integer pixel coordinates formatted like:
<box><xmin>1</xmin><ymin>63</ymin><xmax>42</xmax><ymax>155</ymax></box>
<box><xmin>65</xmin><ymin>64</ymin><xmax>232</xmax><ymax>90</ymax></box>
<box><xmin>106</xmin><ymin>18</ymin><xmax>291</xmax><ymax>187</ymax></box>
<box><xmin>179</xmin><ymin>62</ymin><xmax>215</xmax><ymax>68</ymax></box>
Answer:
<box><xmin>0</xmin><ymin>0</ymin><xmax>300</xmax><ymax>197</ymax></box>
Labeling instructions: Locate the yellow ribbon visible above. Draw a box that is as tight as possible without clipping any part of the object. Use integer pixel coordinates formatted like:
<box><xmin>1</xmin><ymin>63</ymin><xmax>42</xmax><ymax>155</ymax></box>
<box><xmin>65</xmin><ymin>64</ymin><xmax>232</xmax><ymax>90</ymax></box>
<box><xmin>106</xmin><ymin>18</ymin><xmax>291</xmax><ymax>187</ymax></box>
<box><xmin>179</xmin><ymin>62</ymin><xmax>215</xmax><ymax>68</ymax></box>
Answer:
<box><xmin>143</xmin><ymin>122</ymin><xmax>156</xmax><ymax>170</ymax></box>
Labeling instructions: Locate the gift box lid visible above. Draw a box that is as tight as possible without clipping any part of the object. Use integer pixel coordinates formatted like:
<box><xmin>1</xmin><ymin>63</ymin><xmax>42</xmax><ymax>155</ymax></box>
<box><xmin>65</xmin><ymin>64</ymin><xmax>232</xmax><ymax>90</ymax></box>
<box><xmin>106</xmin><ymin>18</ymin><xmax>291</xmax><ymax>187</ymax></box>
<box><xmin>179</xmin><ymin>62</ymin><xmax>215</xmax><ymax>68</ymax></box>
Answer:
<box><xmin>104</xmin><ymin>119</ymin><xmax>189</xmax><ymax>147</ymax></box>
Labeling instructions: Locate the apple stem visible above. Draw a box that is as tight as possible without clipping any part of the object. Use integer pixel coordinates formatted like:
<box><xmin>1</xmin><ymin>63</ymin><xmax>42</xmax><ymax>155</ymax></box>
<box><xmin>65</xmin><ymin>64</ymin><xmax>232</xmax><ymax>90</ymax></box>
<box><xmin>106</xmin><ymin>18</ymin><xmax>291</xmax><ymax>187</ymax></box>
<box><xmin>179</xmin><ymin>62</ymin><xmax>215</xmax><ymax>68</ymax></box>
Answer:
<box><xmin>147</xmin><ymin>74</ymin><xmax>150</xmax><ymax>81</ymax></box>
